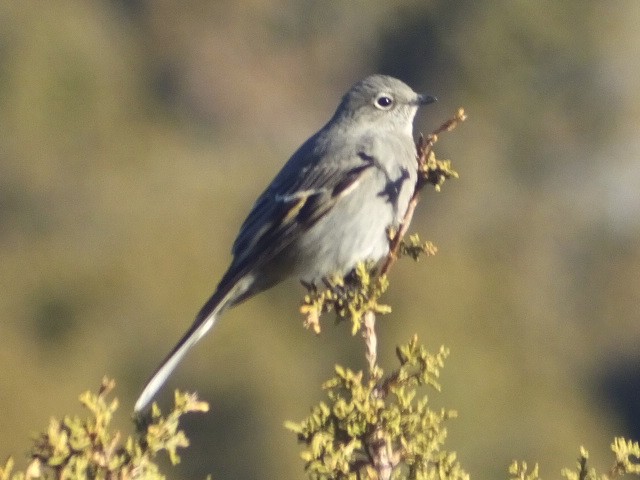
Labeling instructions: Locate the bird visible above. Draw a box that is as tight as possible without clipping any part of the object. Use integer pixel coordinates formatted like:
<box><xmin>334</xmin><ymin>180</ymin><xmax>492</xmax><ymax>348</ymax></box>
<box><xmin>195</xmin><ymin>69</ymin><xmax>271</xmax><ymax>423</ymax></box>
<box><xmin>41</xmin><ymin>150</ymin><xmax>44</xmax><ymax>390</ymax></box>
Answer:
<box><xmin>134</xmin><ymin>74</ymin><xmax>436</xmax><ymax>412</ymax></box>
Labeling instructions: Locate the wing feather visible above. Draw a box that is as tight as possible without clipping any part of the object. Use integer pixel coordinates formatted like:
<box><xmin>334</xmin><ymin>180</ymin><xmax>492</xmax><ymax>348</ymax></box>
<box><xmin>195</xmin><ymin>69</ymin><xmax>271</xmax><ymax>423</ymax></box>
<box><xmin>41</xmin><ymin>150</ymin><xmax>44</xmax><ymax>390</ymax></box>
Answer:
<box><xmin>228</xmin><ymin>138</ymin><xmax>376</xmax><ymax>278</ymax></box>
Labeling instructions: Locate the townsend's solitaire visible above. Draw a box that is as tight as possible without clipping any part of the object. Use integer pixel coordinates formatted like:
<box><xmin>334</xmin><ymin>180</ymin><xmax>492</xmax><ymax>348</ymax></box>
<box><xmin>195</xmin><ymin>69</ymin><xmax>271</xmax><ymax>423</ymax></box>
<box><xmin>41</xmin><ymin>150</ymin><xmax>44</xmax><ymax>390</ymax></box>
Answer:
<box><xmin>134</xmin><ymin>74</ymin><xmax>436</xmax><ymax>412</ymax></box>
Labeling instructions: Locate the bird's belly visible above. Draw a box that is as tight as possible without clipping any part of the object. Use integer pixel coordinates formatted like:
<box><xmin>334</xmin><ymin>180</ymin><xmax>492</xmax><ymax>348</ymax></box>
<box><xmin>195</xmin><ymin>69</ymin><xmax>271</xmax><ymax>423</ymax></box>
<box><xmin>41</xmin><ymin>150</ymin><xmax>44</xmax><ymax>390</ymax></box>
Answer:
<box><xmin>292</xmin><ymin>186</ymin><xmax>405</xmax><ymax>284</ymax></box>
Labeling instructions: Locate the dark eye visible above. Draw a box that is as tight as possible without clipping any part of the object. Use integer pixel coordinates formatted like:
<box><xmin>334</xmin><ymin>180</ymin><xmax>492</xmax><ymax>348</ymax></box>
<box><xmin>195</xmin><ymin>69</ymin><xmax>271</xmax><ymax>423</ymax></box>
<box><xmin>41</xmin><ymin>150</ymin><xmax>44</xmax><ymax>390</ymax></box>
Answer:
<box><xmin>374</xmin><ymin>94</ymin><xmax>394</xmax><ymax>110</ymax></box>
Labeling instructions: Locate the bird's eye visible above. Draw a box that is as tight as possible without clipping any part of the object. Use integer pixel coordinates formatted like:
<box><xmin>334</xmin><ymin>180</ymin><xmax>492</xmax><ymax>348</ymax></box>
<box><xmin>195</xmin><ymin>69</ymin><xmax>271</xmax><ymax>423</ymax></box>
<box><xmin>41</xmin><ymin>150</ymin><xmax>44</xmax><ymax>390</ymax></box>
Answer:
<box><xmin>374</xmin><ymin>94</ymin><xmax>394</xmax><ymax>110</ymax></box>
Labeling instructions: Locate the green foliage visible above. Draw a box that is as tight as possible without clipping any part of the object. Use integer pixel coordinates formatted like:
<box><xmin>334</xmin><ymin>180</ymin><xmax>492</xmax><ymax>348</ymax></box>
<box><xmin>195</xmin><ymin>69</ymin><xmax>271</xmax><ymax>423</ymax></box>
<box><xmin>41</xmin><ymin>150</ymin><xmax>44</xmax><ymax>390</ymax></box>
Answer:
<box><xmin>0</xmin><ymin>378</ymin><xmax>208</xmax><ymax>480</ymax></box>
<box><xmin>557</xmin><ymin>441</ymin><xmax>640</xmax><ymax>480</ymax></box>
<box><xmin>298</xmin><ymin>235</ymin><xmax>437</xmax><ymax>336</ymax></box>
<box><xmin>300</xmin><ymin>262</ymin><xmax>392</xmax><ymax>335</ymax></box>
<box><xmin>285</xmin><ymin>337</ymin><xmax>467</xmax><ymax>480</ymax></box>
<box><xmin>398</xmin><ymin>234</ymin><xmax>438</xmax><ymax>263</ymax></box>
<box><xmin>509</xmin><ymin>440</ymin><xmax>640</xmax><ymax>480</ymax></box>
<box><xmin>415</xmin><ymin>108</ymin><xmax>464</xmax><ymax>192</ymax></box>
<box><xmin>509</xmin><ymin>461</ymin><xmax>541</xmax><ymax>480</ymax></box>
<box><xmin>611</xmin><ymin>438</ymin><xmax>640</xmax><ymax>477</ymax></box>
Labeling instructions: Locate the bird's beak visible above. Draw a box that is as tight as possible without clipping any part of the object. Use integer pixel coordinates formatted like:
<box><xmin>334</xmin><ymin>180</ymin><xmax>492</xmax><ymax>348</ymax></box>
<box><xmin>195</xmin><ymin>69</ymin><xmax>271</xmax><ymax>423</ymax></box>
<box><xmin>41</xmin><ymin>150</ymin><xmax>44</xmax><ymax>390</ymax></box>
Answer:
<box><xmin>416</xmin><ymin>93</ymin><xmax>437</xmax><ymax>105</ymax></box>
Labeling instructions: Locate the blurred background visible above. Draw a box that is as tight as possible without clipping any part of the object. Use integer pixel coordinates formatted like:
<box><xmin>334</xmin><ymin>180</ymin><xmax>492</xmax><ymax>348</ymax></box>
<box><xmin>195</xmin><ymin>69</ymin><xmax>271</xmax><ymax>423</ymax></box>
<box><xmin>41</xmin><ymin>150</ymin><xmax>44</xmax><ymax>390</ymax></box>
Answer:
<box><xmin>1</xmin><ymin>1</ymin><xmax>639</xmax><ymax>478</ymax></box>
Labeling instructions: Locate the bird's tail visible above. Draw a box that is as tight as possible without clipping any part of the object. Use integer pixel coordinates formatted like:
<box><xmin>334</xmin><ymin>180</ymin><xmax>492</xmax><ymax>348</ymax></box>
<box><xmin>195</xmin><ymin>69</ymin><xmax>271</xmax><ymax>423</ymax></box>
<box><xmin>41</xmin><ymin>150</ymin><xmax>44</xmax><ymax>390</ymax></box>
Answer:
<box><xmin>134</xmin><ymin>282</ymin><xmax>240</xmax><ymax>413</ymax></box>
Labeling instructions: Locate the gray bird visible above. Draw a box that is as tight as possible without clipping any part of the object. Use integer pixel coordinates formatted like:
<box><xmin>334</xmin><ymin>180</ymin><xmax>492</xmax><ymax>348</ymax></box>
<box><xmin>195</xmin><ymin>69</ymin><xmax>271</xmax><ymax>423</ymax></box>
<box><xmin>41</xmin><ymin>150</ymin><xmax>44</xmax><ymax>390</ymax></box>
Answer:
<box><xmin>134</xmin><ymin>74</ymin><xmax>436</xmax><ymax>412</ymax></box>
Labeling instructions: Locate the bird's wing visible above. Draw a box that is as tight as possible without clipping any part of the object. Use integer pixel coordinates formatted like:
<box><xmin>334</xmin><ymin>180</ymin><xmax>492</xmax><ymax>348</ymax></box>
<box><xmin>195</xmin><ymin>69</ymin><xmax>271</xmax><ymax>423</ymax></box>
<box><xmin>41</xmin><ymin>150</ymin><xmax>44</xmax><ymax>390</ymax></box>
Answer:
<box><xmin>229</xmin><ymin>142</ymin><xmax>377</xmax><ymax>274</ymax></box>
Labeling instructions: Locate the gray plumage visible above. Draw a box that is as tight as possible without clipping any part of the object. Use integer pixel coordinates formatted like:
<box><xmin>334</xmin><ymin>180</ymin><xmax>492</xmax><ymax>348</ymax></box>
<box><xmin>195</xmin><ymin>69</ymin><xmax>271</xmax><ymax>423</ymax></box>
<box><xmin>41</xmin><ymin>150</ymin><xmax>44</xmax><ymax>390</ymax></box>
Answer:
<box><xmin>134</xmin><ymin>74</ymin><xmax>436</xmax><ymax>412</ymax></box>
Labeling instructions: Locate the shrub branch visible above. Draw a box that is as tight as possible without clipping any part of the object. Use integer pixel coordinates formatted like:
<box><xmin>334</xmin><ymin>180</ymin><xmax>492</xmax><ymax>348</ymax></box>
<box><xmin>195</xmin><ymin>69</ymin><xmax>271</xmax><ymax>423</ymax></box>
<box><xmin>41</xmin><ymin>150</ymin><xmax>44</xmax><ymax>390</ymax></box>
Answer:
<box><xmin>290</xmin><ymin>109</ymin><xmax>467</xmax><ymax>480</ymax></box>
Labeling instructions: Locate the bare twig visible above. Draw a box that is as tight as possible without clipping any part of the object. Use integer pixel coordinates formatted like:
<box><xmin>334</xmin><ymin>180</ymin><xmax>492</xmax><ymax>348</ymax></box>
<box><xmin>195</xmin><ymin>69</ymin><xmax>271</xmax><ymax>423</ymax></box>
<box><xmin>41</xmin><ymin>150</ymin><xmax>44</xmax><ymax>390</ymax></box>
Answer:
<box><xmin>381</xmin><ymin>108</ymin><xmax>466</xmax><ymax>276</ymax></box>
<box><xmin>367</xmin><ymin>429</ymin><xmax>397</xmax><ymax>480</ymax></box>
<box><xmin>363</xmin><ymin>310</ymin><xmax>378</xmax><ymax>374</ymax></box>
<box><xmin>380</xmin><ymin>195</ymin><xmax>420</xmax><ymax>276</ymax></box>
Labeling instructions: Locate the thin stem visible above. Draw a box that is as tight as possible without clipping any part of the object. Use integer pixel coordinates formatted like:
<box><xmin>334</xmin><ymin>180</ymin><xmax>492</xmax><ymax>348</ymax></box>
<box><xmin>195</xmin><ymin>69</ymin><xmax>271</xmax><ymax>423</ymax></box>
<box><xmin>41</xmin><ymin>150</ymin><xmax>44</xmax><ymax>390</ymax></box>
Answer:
<box><xmin>363</xmin><ymin>310</ymin><xmax>378</xmax><ymax>374</ymax></box>
<box><xmin>380</xmin><ymin>193</ymin><xmax>420</xmax><ymax>276</ymax></box>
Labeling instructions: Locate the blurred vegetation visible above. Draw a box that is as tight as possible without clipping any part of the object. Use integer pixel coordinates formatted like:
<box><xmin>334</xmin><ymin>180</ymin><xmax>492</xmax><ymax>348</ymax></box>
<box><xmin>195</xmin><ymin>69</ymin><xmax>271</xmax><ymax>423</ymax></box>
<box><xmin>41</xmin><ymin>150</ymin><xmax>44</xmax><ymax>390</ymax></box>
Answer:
<box><xmin>1</xmin><ymin>1</ymin><xmax>640</xmax><ymax>479</ymax></box>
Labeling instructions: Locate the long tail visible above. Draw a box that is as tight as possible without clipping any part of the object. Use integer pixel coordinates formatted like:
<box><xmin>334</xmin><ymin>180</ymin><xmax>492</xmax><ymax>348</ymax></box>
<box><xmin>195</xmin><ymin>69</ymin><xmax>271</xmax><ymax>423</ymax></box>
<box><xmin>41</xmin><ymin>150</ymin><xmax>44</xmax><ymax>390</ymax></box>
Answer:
<box><xmin>134</xmin><ymin>282</ymin><xmax>240</xmax><ymax>412</ymax></box>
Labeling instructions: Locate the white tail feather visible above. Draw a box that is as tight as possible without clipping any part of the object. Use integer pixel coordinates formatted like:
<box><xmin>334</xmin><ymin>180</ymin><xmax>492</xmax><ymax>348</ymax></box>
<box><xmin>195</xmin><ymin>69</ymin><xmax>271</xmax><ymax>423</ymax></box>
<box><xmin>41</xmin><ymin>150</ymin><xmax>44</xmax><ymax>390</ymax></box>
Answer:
<box><xmin>134</xmin><ymin>314</ymin><xmax>216</xmax><ymax>412</ymax></box>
